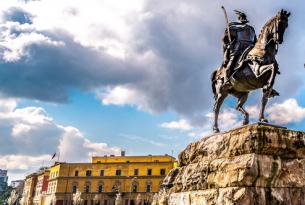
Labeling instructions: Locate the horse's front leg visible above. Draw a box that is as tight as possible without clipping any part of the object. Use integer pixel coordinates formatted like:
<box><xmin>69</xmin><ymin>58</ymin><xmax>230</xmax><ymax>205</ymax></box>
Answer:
<box><xmin>213</xmin><ymin>80</ymin><xmax>227</xmax><ymax>133</ymax></box>
<box><xmin>264</xmin><ymin>63</ymin><xmax>277</xmax><ymax>90</ymax></box>
<box><xmin>259</xmin><ymin>88</ymin><xmax>271</xmax><ymax>123</ymax></box>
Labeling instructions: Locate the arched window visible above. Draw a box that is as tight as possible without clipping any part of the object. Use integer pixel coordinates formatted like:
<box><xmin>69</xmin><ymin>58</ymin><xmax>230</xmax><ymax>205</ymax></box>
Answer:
<box><xmin>132</xmin><ymin>181</ymin><xmax>138</xmax><ymax>193</ymax></box>
<box><xmin>84</xmin><ymin>182</ymin><xmax>91</xmax><ymax>193</ymax></box>
<box><xmin>146</xmin><ymin>182</ymin><xmax>152</xmax><ymax>192</ymax></box>
<box><xmin>72</xmin><ymin>182</ymin><xmax>78</xmax><ymax>193</ymax></box>
<box><xmin>98</xmin><ymin>182</ymin><xmax>104</xmax><ymax>193</ymax></box>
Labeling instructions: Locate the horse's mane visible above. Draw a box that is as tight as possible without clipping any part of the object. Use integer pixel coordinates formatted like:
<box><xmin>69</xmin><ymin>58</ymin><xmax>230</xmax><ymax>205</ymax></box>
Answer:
<box><xmin>258</xmin><ymin>16</ymin><xmax>277</xmax><ymax>40</ymax></box>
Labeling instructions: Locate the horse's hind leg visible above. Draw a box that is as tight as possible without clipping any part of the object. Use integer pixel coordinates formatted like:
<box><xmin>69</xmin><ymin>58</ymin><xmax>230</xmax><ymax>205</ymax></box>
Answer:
<box><xmin>235</xmin><ymin>92</ymin><xmax>249</xmax><ymax>125</ymax></box>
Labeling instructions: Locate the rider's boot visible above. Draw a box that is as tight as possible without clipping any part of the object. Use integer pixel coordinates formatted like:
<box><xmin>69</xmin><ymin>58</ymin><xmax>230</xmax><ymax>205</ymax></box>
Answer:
<box><xmin>269</xmin><ymin>89</ymin><xmax>280</xmax><ymax>98</ymax></box>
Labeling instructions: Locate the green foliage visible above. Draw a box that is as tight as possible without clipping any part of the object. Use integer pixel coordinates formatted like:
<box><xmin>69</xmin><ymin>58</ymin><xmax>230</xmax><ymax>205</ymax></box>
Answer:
<box><xmin>0</xmin><ymin>186</ymin><xmax>13</xmax><ymax>205</ymax></box>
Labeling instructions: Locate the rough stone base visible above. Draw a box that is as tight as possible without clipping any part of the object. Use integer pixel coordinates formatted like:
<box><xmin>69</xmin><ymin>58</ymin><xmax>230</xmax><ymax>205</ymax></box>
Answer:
<box><xmin>155</xmin><ymin>124</ymin><xmax>305</xmax><ymax>205</ymax></box>
<box><xmin>165</xmin><ymin>187</ymin><xmax>305</xmax><ymax>205</ymax></box>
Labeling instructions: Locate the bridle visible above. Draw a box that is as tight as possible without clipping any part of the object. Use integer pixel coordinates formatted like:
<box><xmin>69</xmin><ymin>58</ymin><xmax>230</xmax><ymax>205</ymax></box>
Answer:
<box><xmin>266</xmin><ymin>16</ymin><xmax>280</xmax><ymax>53</ymax></box>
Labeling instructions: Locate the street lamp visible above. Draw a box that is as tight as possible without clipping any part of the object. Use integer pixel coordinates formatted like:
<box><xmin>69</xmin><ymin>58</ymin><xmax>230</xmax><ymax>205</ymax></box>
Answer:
<box><xmin>128</xmin><ymin>177</ymin><xmax>137</xmax><ymax>205</ymax></box>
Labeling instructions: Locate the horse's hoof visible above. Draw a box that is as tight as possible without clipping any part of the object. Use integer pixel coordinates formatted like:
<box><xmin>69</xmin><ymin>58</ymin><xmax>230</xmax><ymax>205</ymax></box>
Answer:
<box><xmin>259</xmin><ymin>118</ymin><xmax>269</xmax><ymax>123</ymax></box>
<box><xmin>213</xmin><ymin>126</ymin><xmax>220</xmax><ymax>133</ymax></box>
<box><xmin>243</xmin><ymin>119</ymin><xmax>249</xmax><ymax>125</ymax></box>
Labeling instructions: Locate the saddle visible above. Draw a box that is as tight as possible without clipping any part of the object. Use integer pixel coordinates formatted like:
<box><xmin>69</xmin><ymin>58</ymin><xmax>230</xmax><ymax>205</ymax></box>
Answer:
<box><xmin>234</xmin><ymin>45</ymin><xmax>254</xmax><ymax>71</ymax></box>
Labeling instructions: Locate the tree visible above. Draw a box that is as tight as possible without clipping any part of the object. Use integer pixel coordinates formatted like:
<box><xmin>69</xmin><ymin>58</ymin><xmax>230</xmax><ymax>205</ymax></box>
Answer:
<box><xmin>0</xmin><ymin>186</ymin><xmax>13</xmax><ymax>205</ymax></box>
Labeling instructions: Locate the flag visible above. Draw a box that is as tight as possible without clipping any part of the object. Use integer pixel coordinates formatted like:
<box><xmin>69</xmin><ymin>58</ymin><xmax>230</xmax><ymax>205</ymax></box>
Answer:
<box><xmin>51</xmin><ymin>152</ymin><xmax>56</xmax><ymax>160</ymax></box>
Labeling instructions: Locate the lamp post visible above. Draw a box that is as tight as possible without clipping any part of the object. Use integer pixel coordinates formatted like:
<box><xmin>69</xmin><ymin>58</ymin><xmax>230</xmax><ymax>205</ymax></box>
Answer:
<box><xmin>128</xmin><ymin>177</ymin><xmax>137</xmax><ymax>205</ymax></box>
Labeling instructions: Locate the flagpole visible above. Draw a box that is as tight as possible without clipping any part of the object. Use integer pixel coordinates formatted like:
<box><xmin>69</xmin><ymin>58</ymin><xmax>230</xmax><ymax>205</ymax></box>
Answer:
<box><xmin>57</xmin><ymin>151</ymin><xmax>60</xmax><ymax>162</ymax></box>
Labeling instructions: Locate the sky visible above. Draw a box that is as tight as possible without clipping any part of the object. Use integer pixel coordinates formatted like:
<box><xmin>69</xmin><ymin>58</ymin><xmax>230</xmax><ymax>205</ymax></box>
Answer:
<box><xmin>0</xmin><ymin>0</ymin><xmax>305</xmax><ymax>182</ymax></box>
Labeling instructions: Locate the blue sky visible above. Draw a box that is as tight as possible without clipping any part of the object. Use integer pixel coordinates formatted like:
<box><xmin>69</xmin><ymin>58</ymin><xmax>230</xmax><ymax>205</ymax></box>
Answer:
<box><xmin>1</xmin><ymin>0</ymin><xmax>305</xmax><ymax>181</ymax></box>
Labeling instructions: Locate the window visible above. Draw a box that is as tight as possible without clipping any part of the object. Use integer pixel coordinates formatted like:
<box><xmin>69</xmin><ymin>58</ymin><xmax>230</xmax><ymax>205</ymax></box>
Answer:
<box><xmin>74</xmin><ymin>170</ymin><xmax>79</xmax><ymax>177</ymax></box>
<box><xmin>85</xmin><ymin>184</ymin><xmax>90</xmax><ymax>193</ymax></box>
<box><xmin>115</xmin><ymin>170</ymin><xmax>121</xmax><ymax>176</ymax></box>
<box><xmin>134</xmin><ymin>169</ymin><xmax>139</xmax><ymax>176</ymax></box>
<box><xmin>147</xmin><ymin>169</ymin><xmax>152</xmax><ymax>176</ymax></box>
<box><xmin>146</xmin><ymin>184</ymin><xmax>152</xmax><ymax>192</ymax></box>
<box><xmin>98</xmin><ymin>185</ymin><xmax>104</xmax><ymax>193</ymax></box>
<box><xmin>100</xmin><ymin>170</ymin><xmax>104</xmax><ymax>176</ymax></box>
<box><xmin>86</xmin><ymin>170</ymin><xmax>92</xmax><ymax>177</ymax></box>
<box><xmin>72</xmin><ymin>185</ymin><xmax>77</xmax><ymax>193</ymax></box>
<box><xmin>160</xmin><ymin>169</ymin><xmax>166</xmax><ymax>175</ymax></box>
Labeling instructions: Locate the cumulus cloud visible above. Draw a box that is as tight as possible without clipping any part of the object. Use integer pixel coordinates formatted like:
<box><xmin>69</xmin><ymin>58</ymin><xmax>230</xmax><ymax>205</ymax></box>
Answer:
<box><xmin>97</xmin><ymin>86</ymin><xmax>151</xmax><ymax>112</ymax></box>
<box><xmin>160</xmin><ymin>119</ymin><xmax>193</xmax><ymax>131</ymax></box>
<box><xmin>0</xmin><ymin>97</ymin><xmax>120</xmax><ymax>180</ymax></box>
<box><xmin>0</xmin><ymin>155</ymin><xmax>50</xmax><ymax>171</ymax></box>
<box><xmin>0</xmin><ymin>1</ymin><xmax>305</xmax><ymax>167</ymax></box>
<box><xmin>267</xmin><ymin>98</ymin><xmax>305</xmax><ymax>125</ymax></box>
<box><xmin>0</xmin><ymin>0</ymin><xmax>303</xmax><ymax>122</ymax></box>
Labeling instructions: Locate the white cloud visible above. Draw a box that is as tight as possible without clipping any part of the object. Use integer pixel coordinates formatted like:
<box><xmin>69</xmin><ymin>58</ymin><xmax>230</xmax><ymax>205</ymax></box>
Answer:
<box><xmin>0</xmin><ymin>155</ymin><xmax>51</xmax><ymax>171</ymax></box>
<box><xmin>0</xmin><ymin>97</ymin><xmax>121</xmax><ymax>181</ymax></box>
<box><xmin>97</xmin><ymin>86</ymin><xmax>152</xmax><ymax>112</ymax></box>
<box><xmin>58</xmin><ymin>126</ymin><xmax>121</xmax><ymax>162</ymax></box>
<box><xmin>0</xmin><ymin>97</ymin><xmax>17</xmax><ymax>113</ymax></box>
<box><xmin>267</xmin><ymin>98</ymin><xmax>305</xmax><ymax>125</ymax></box>
<box><xmin>0</xmin><ymin>0</ymin><xmax>304</xmax><ymax>121</ymax></box>
<box><xmin>0</xmin><ymin>25</ymin><xmax>64</xmax><ymax>61</ymax></box>
<box><xmin>160</xmin><ymin>119</ymin><xmax>193</xmax><ymax>131</ymax></box>
<box><xmin>1</xmin><ymin>0</ymin><xmax>145</xmax><ymax>59</ymax></box>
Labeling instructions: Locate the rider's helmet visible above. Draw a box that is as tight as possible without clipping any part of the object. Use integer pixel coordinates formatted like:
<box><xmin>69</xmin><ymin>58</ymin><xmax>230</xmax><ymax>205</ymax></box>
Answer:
<box><xmin>234</xmin><ymin>10</ymin><xmax>249</xmax><ymax>24</ymax></box>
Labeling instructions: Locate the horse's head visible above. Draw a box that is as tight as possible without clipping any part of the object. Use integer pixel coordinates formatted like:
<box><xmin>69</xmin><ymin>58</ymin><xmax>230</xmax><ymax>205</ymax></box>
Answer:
<box><xmin>274</xmin><ymin>9</ymin><xmax>290</xmax><ymax>44</ymax></box>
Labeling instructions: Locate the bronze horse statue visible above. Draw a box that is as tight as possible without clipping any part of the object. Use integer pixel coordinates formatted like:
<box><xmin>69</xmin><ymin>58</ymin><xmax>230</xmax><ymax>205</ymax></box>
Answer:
<box><xmin>211</xmin><ymin>10</ymin><xmax>290</xmax><ymax>133</ymax></box>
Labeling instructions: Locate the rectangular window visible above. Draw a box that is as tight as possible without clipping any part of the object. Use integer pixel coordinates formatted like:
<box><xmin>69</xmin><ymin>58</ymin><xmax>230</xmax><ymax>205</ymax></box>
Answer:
<box><xmin>100</xmin><ymin>170</ymin><xmax>104</xmax><ymax>176</ymax></box>
<box><xmin>116</xmin><ymin>170</ymin><xmax>121</xmax><ymax>176</ymax></box>
<box><xmin>86</xmin><ymin>170</ymin><xmax>92</xmax><ymax>177</ymax></box>
<box><xmin>134</xmin><ymin>169</ymin><xmax>139</xmax><ymax>176</ymax></box>
<box><xmin>85</xmin><ymin>185</ymin><xmax>90</xmax><ymax>193</ymax></box>
<box><xmin>132</xmin><ymin>184</ymin><xmax>137</xmax><ymax>192</ymax></box>
<box><xmin>98</xmin><ymin>185</ymin><xmax>104</xmax><ymax>193</ymax></box>
<box><xmin>147</xmin><ymin>169</ymin><xmax>152</xmax><ymax>176</ymax></box>
<box><xmin>146</xmin><ymin>184</ymin><xmax>152</xmax><ymax>192</ymax></box>
<box><xmin>160</xmin><ymin>169</ymin><xmax>166</xmax><ymax>175</ymax></box>
<box><xmin>72</xmin><ymin>185</ymin><xmax>77</xmax><ymax>193</ymax></box>
<box><xmin>74</xmin><ymin>170</ymin><xmax>79</xmax><ymax>177</ymax></box>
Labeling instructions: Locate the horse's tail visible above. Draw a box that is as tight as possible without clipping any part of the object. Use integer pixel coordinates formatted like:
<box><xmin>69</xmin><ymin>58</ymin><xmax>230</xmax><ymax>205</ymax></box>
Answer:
<box><xmin>211</xmin><ymin>70</ymin><xmax>218</xmax><ymax>100</ymax></box>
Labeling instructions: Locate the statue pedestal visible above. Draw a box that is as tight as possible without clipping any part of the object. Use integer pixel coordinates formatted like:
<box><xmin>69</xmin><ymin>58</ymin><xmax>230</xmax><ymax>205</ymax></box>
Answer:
<box><xmin>157</xmin><ymin>123</ymin><xmax>305</xmax><ymax>205</ymax></box>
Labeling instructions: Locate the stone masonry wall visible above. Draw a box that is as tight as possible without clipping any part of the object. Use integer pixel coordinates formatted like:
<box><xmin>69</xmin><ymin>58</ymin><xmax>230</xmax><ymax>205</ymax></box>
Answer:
<box><xmin>154</xmin><ymin>124</ymin><xmax>305</xmax><ymax>205</ymax></box>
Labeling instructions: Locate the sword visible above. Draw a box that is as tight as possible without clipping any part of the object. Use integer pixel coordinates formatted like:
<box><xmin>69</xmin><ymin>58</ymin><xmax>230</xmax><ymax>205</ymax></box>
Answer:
<box><xmin>221</xmin><ymin>6</ymin><xmax>231</xmax><ymax>43</ymax></box>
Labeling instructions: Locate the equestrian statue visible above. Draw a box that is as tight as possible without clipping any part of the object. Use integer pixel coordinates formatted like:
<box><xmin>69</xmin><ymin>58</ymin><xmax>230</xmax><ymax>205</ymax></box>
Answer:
<box><xmin>211</xmin><ymin>9</ymin><xmax>290</xmax><ymax>133</ymax></box>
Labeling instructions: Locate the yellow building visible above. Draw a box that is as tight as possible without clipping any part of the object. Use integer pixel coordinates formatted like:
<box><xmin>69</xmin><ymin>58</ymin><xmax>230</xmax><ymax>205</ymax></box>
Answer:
<box><xmin>21</xmin><ymin>173</ymin><xmax>37</xmax><ymax>205</ymax></box>
<box><xmin>44</xmin><ymin>154</ymin><xmax>175</xmax><ymax>205</ymax></box>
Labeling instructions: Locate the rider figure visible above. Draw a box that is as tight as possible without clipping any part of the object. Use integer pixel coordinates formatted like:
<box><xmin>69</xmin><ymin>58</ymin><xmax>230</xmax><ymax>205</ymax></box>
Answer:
<box><xmin>222</xmin><ymin>10</ymin><xmax>257</xmax><ymax>83</ymax></box>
